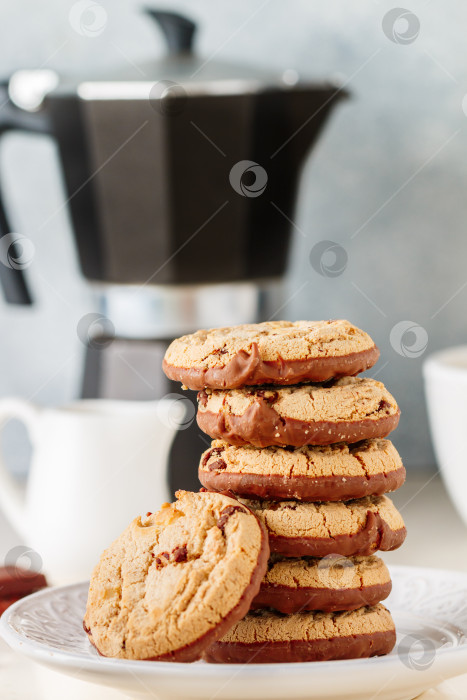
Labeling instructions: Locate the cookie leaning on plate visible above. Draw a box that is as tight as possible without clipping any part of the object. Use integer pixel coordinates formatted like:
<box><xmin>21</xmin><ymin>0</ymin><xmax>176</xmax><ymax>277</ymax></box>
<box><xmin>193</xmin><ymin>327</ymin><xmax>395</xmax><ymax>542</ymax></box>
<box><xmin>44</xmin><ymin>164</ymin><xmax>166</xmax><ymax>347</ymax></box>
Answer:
<box><xmin>163</xmin><ymin>320</ymin><xmax>379</xmax><ymax>390</ymax></box>
<box><xmin>199</xmin><ymin>438</ymin><xmax>405</xmax><ymax>501</ymax></box>
<box><xmin>197</xmin><ymin>377</ymin><xmax>400</xmax><ymax>448</ymax></box>
<box><xmin>204</xmin><ymin>605</ymin><xmax>396</xmax><ymax>663</ymax></box>
<box><xmin>83</xmin><ymin>491</ymin><xmax>269</xmax><ymax>661</ymax></box>
<box><xmin>251</xmin><ymin>555</ymin><xmax>392</xmax><ymax>613</ymax></box>
<box><xmin>241</xmin><ymin>495</ymin><xmax>406</xmax><ymax>557</ymax></box>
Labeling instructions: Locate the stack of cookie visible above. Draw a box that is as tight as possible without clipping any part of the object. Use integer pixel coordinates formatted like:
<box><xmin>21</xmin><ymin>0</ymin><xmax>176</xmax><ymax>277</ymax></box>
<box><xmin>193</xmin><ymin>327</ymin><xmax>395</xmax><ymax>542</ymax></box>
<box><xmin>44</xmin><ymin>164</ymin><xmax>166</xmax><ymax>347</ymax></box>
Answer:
<box><xmin>163</xmin><ymin>320</ymin><xmax>407</xmax><ymax>663</ymax></box>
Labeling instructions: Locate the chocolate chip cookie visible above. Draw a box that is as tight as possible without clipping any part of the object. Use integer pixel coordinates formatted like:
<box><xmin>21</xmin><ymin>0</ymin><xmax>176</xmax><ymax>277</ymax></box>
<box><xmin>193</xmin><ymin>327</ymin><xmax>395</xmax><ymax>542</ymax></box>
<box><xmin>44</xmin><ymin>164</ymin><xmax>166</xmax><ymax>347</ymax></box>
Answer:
<box><xmin>84</xmin><ymin>490</ymin><xmax>269</xmax><ymax>661</ymax></box>
<box><xmin>163</xmin><ymin>320</ymin><xmax>379</xmax><ymax>390</ymax></box>
<box><xmin>197</xmin><ymin>377</ymin><xmax>400</xmax><ymax>448</ymax></box>
<box><xmin>204</xmin><ymin>604</ymin><xmax>396</xmax><ymax>663</ymax></box>
<box><xmin>240</xmin><ymin>495</ymin><xmax>406</xmax><ymax>557</ymax></box>
<box><xmin>199</xmin><ymin>438</ymin><xmax>405</xmax><ymax>501</ymax></box>
<box><xmin>251</xmin><ymin>554</ymin><xmax>391</xmax><ymax>613</ymax></box>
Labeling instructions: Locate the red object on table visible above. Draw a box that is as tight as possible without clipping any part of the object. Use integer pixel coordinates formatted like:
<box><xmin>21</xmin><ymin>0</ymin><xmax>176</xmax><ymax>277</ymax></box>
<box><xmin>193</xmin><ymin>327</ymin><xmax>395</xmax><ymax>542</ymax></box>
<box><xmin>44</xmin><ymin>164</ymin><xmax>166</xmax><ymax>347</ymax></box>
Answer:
<box><xmin>0</xmin><ymin>566</ymin><xmax>47</xmax><ymax>614</ymax></box>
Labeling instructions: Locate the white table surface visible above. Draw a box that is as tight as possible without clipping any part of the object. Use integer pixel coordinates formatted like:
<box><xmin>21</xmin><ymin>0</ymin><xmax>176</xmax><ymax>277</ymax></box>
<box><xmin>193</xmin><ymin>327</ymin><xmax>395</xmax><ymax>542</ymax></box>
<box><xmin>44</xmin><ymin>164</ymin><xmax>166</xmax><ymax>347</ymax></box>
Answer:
<box><xmin>1</xmin><ymin>472</ymin><xmax>467</xmax><ymax>699</ymax></box>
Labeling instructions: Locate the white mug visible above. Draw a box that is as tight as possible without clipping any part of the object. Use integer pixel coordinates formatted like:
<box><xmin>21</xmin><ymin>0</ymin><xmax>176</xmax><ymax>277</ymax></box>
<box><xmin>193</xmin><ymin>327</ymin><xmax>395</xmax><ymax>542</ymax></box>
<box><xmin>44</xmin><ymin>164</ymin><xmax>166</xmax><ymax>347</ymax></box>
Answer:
<box><xmin>424</xmin><ymin>346</ymin><xmax>467</xmax><ymax>528</ymax></box>
<box><xmin>0</xmin><ymin>397</ymin><xmax>188</xmax><ymax>584</ymax></box>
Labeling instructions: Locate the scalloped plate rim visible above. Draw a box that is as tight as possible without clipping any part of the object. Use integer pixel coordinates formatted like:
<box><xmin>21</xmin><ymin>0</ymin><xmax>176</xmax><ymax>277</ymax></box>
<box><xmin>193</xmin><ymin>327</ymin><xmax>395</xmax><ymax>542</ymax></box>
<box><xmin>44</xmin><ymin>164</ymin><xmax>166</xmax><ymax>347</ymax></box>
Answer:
<box><xmin>2</xmin><ymin>564</ymin><xmax>467</xmax><ymax>698</ymax></box>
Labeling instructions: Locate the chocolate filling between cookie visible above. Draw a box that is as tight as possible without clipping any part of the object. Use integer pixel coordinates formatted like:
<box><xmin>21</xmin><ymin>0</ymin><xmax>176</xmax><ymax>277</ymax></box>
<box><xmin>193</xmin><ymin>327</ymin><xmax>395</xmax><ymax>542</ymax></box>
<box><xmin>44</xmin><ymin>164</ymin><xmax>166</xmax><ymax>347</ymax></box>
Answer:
<box><xmin>267</xmin><ymin>511</ymin><xmax>407</xmax><ymax>558</ymax></box>
<box><xmin>251</xmin><ymin>579</ymin><xmax>392</xmax><ymax>614</ymax></box>
<box><xmin>198</xmin><ymin>466</ymin><xmax>406</xmax><ymax>502</ymax></box>
<box><xmin>197</xmin><ymin>404</ymin><xmax>401</xmax><ymax>448</ymax></box>
<box><xmin>203</xmin><ymin>628</ymin><xmax>396</xmax><ymax>664</ymax></box>
<box><xmin>163</xmin><ymin>344</ymin><xmax>380</xmax><ymax>390</ymax></box>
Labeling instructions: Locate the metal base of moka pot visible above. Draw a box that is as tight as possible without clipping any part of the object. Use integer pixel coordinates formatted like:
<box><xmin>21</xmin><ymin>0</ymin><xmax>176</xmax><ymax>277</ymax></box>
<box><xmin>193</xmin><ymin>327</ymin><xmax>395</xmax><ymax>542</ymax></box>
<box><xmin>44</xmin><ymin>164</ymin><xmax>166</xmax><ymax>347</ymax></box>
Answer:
<box><xmin>81</xmin><ymin>281</ymin><xmax>282</xmax><ymax>494</ymax></box>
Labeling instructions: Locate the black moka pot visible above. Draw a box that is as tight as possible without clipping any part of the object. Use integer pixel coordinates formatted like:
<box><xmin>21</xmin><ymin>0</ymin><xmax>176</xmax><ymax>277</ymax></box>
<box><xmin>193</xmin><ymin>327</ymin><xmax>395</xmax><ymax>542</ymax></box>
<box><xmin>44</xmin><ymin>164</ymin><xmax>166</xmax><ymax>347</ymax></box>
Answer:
<box><xmin>0</xmin><ymin>9</ymin><xmax>348</xmax><ymax>492</ymax></box>
<box><xmin>0</xmin><ymin>9</ymin><xmax>347</xmax><ymax>303</ymax></box>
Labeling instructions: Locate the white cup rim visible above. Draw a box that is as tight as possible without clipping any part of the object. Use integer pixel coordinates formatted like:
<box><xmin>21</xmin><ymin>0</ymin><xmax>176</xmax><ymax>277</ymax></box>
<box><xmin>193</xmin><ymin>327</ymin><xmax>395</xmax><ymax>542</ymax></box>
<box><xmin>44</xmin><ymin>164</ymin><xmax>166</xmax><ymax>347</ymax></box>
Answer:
<box><xmin>423</xmin><ymin>345</ymin><xmax>467</xmax><ymax>380</ymax></box>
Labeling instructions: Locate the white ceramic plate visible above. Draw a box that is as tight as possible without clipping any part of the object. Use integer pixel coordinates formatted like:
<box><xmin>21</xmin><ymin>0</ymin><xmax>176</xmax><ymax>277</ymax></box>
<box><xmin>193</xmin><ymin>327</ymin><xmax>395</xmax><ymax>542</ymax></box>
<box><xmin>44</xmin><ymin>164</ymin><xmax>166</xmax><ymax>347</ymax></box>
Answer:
<box><xmin>2</xmin><ymin>565</ymin><xmax>467</xmax><ymax>700</ymax></box>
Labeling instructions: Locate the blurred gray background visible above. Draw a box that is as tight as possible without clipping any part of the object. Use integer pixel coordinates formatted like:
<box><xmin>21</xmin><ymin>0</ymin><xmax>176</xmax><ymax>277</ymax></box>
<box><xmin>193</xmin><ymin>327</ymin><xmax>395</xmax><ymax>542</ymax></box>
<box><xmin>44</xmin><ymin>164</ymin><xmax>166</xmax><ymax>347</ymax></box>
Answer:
<box><xmin>0</xmin><ymin>0</ymin><xmax>466</xmax><ymax>472</ymax></box>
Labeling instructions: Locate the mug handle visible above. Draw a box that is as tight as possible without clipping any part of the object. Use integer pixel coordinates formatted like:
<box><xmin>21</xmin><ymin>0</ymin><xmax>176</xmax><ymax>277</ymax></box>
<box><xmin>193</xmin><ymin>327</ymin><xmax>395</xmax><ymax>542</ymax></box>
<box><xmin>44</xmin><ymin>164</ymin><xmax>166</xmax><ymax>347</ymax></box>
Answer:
<box><xmin>0</xmin><ymin>398</ymin><xmax>39</xmax><ymax>537</ymax></box>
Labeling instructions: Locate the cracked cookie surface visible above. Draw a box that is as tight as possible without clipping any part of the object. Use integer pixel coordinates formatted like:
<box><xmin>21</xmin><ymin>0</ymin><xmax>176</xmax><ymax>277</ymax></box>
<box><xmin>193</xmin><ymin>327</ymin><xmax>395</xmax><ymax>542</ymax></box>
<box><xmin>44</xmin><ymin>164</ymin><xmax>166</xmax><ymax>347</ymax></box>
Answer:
<box><xmin>83</xmin><ymin>490</ymin><xmax>269</xmax><ymax>661</ymax></box>
<box><xmin>252</xmin><ymin>554</ymin><xmax>392</xmax><ymax>613</ymax></box>
<box><xmin>240</xmin><ymin>495</ymin><xmax>406</xmax><ymax>557</ymax></box>
<box><xmin>204</xmin><ymin>605</ymin><xmax>396</xmax><ymax>663</ymax></box>
<box><xmin>199</xmin><ymin>438</ymin><xmax>405</xmax><ymax>501</ymax></box>
<box><xmin>197</xmin><ymin>377</ymin><xmax>400</xmax><ymax>447</ymax></box>
<box><xmin>163</xmin><ymin>320</ymin><xmax>379</xmax><ymax>389</ymax></box>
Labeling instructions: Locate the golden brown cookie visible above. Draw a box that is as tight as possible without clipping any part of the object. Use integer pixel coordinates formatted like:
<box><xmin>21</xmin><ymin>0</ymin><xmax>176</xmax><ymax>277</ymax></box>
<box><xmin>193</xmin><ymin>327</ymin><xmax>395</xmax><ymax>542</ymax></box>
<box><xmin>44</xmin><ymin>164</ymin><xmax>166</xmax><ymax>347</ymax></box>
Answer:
<box><xmin>251</xmin><ymin>554</ymin><xmax>391</xmax><ymax>613</ymax></box>
<box><xmin>240</xmin><ymin>495</ymin><xmax>406</xmax><ymax>557</ymax></box>
<box><xmin>83</xmin><ymin>491</ymin><xmax>269</xmax><ymax>661</ymax></box>
<box><xmin>199</xmin><ymin>438</ymin><xmax>405</xmax><ymax>501</ymax></box>
<box><xmin>197</xmin><ymin>377</ymin><xmax>400</xmax><ymax>448</ymax></box>
<box><xmin>204</xmin><ymin>605</ymin><xmax>396</xmax><ymax>663</ymax></box>
<box><xmin>163</xmin><ymin>320</ymin><xmax>379</xmax><ymax>390</ymax></box>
